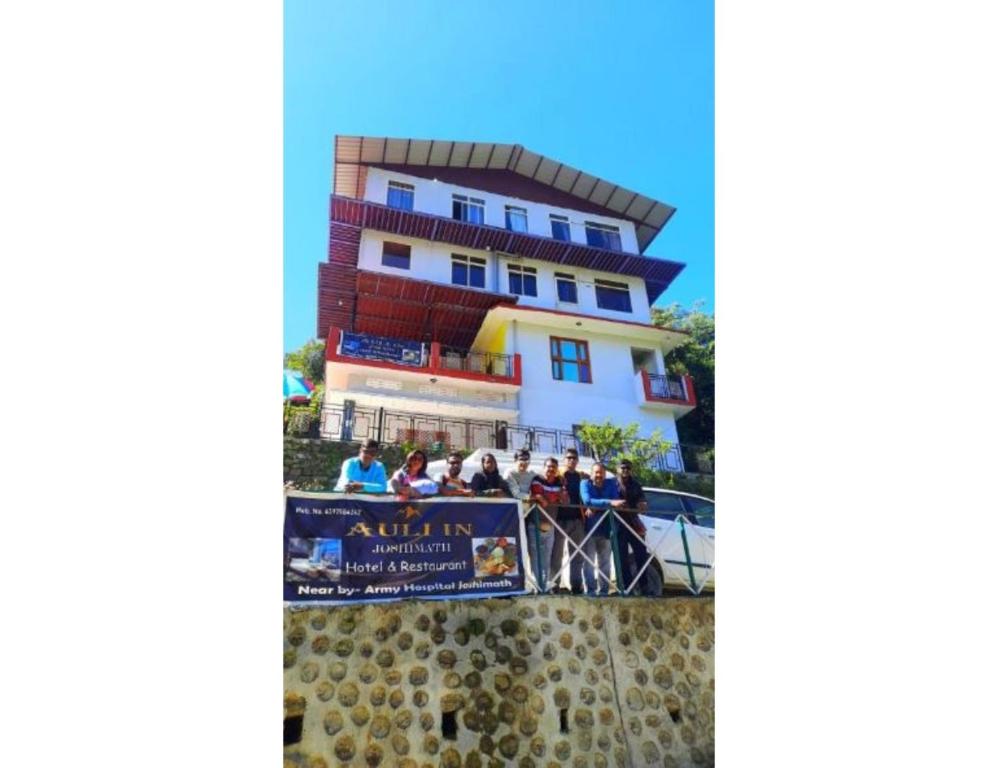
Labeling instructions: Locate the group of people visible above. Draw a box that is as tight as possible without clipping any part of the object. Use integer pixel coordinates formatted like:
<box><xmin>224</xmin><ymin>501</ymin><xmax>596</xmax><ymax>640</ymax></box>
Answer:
<box><xmin>332</xmin><ymin>439</ymin><xmax>655</xmax><ymax>596</ymax></box>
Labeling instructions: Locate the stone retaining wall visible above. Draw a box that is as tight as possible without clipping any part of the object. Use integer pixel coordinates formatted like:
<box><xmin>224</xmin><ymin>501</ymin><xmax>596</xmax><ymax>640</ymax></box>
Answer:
<box><xmin>284</xmin><ymin>596</ymin><xmax>714</xmax><ymax>768</ymax></box>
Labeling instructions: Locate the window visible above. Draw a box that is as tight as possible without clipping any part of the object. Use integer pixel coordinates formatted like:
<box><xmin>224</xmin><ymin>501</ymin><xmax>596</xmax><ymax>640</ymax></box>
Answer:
<box><xmin>505</xmin><ymin>205</ymin><xmax>528</xmax><ymax>233</ymax></box>
<box><xmin>550</xmin><ymin>215</ymin><xmax>571</xmax><ymax>242</ymax></box>
<box><xmin>452</xmin><ymin>194</ymin><xmax>485</xmax><ymax>224</ymax></box>
<box><xmin>451</xmin><ymin>254</ymin><xmax>486</xmax><ymax>288</ymax></box>
<box><xmin>595</xmin><ymin>279</ymin><xmax>632</xmax><ymax>313</ymax></box>
<box><xmin>585</xmin><ymin>221</ymin><xmax>622</xmax><ymax>251</ymax></box>
<box><xmin>381</xmin><ymin>241</ymin><xmax>411</xmax><ymax>270</ymax></box>
<box><xmin>507</xmin><ymin>264</ymin><xmax>537</xmax><ymax>297</ymax></box>
<box><xmin>386</xmin><ymin>181</ymin><xmax>414</xmax><ymax>211</ymax></box>
<box><xmin>550</xmin><ymin>337</ymin><xmax>591</xmax><ymax>383</ymax></box>
<box><xmin>681</xmin><ymin>497</ymin><xmax>715</xmax><ymax>529</ymax></box>
<box><xmin>555</xmin><ymin>272</ymin><xmax>577</xmax><ymax>304</ymax></box>
<box><xmin>644</xmin><ymin>490</ymin><xmax>687</xmax><ymax>521</ymax></box>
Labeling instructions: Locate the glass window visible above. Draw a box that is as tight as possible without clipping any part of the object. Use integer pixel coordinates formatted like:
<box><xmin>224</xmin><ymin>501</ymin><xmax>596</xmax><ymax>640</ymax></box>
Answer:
<box><xmin>386</xmin><ymin>181</ymin><xmax>414</xmax><ymax>211</ymax></box>
<box><xmin>451</xmin><ymin>254</ymin><xmax>486</xmax><ymax>288</ymax></box>
<box><xmin>452</xmin><ymin>194</ymin><xmax>485</xmax><ymax>224</ymax></box>
<box><xmin>381</xmin><ymin>241</ymin><xmax>411</xmax><ymax>270</ymax></box>
<box><xmin>585</xmin><ymin>221</ymin><xmax>622</xmax><ymax>251</ymax></box>
<box><xmin>507</xmin><ymin>264</ymin><xmax>537</xmax><ymax>297</ymax></box>
<box><xmin>682</xmin><ymin>497</ymin><xmax>715</xmax><ymax>529</ymax></box>
<box><xmin>555</xmin><ymin>272</ymin><xmax>577</xmax><ymax>303</ymax></box>
<box><xmin>550</xmin><ymin>337</ymin><xmax>591</xmax><ymax>383</ymax></box>
<box><xmin>505</xmin><ymin>206</ymin><xmax>528</xmax><ymax>233</ymax></box>
<box><xmin>595</xmin><ymin>279</ymin><xmax>632</xmax><ymax>313</ymax></box>
<box><xmin>644</xmin><ymin>491</ymin><xmax>687</xmax><ymax>520</ymax></box>
<box><xmin>550</xmin><ymin>215</ymin><xmax>571</xmax><ymax>242</ymax></box>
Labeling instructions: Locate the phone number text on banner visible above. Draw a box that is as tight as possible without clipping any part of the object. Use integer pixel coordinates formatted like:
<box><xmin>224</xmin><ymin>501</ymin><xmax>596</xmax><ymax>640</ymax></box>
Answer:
<box><xmin>284</xmin><ymin>493</ymin><xmax>527</xmax><ymax>603</ymax></box>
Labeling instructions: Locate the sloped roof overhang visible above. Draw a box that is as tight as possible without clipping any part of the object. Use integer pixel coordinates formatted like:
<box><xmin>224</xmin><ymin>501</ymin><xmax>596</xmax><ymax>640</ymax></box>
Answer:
<box><xmin>351</xmin><ymin>270</ymin><xmax>516</xmax><ymax>350</ymax></box>
<box><xmin>333</xmin><ymin>135</ymin><xmax>677</xmax><ymax>254</ymax></box>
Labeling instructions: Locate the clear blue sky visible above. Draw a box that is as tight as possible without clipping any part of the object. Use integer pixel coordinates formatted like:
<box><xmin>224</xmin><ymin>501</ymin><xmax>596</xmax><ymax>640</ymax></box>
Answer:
<box><xmin>285</xmin><ymin>0</ymin><xmax>713</xmax><ymax>353</ymax></box>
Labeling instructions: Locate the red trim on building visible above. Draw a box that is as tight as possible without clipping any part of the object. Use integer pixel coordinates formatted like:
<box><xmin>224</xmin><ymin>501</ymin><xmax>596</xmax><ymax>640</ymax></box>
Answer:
<box><xmin>325</xmin><ymin>327</ymin><xmax>522</xmax><ymax>387</ymax></box>
<box><xmin>640</xmin><ymin>370</ymin><xmax>697</xmax><ymax>407</ymax></box>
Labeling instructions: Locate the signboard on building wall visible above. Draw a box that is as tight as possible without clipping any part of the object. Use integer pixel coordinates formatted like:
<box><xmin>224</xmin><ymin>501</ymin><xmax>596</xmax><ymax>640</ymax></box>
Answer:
<box><xmin>340</xmin><ymin>332</ymin><xmax>425</xmax><ymax>367</ymax></box>
<box><xmin>284</xmin><ymin>493</ymin><xmax>527</xmax><ymax>602</ymax></box>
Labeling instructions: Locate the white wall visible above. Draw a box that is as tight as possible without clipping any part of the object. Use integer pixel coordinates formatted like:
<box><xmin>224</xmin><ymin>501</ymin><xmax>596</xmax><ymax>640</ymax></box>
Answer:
<box><xmin>363</xmin><ymin>167</ymin><xmax>642</xmax><ymax>255</ymax></box>
<box><xmin>358</xmin><ymin>230</ymin><xmax>652</xmax><ymax>324</ymax></box>
<box><xmin>511</xmin><ymin>322</ymin><xmax>680</xmax><ymax>442</ymax></box>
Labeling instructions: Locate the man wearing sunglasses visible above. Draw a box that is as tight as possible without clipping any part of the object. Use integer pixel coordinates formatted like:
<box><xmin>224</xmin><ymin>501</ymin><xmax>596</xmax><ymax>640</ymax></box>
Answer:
<box><xmin>550</xmin><ymin>448</ymin><xmax>587</xmax><ymax>594</ymax></box>
<box><xmin>333</xmin><ymin>439</ymin><xmax>388</xmax><ymax>493</ymax></box>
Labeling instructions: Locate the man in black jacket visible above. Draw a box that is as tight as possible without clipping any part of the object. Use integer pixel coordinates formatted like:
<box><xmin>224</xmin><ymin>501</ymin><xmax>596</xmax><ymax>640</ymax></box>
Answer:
<box><xmin>550</xmin><ymin>448</ymin><xmax>587</xmax><ymax>594</ymax></box>
<box><xmin>616</xmin><ymin>460</ymin><xmax>653</xmax><ymax>595</ymax></box>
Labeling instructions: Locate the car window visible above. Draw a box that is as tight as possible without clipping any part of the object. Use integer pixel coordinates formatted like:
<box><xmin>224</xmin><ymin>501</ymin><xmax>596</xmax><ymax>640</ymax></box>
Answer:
<box><xmin>644</xmin><ymin>491</ymin><xmax>687</xmax><ymax>520</ymax></box>
<box><xmin>682</xmin><ymin>497</ymin><xmax>715</xmax><ymax>528</ymax></box>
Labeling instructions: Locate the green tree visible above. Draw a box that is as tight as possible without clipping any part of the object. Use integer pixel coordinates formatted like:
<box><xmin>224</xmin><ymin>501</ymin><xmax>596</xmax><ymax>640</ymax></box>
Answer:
<box><xmin>574</xmin><ymin>419</ymin><xmax>672</xmax><ymax>482</ymax></box>
<box><xmin>652</xmin><ymin>301</ymin><xmax>714</xmax><ymax>449</ymax></box>
<box><xmin>284</xmin><ymin>339</ymin><xmax>326</xmax><ymax>384</ymax></box>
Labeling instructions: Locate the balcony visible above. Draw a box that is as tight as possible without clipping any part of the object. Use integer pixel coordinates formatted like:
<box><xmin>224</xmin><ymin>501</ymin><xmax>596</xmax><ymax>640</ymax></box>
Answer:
<box><xmin>635</xmin><ymin>370</ymin><xmax>697</xmax><ymax>416</ymax></box>
<box><xmin>327</xmin><ymin>327</ymin><xmax>521</xmax><ymax>387</ymax></box>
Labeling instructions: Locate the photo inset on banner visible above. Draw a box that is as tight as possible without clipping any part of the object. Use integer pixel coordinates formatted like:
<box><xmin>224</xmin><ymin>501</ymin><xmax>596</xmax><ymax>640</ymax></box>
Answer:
<box><xmin>471</xmin><ymin>536</ymin><xmax>519</xmax><ymax>578</ymax></box>
<box><xmin>285</xmin><ymin>537</ymin><xmax>342</xmax><ymax>582</ymax></box>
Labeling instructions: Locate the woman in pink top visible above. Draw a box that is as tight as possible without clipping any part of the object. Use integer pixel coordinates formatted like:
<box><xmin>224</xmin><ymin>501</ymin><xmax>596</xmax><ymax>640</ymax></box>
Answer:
<box><xmin>389</xmin><ymin>449</ymin><xmax>439</xmax><ymax>498</ymax></box>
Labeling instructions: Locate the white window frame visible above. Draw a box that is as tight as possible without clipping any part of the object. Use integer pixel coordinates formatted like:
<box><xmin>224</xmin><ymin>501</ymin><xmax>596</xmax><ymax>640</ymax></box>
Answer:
<box><xmin>554</xmin><ymin>272</ymin><xmax>578</xmax><ymax>304</ymax></box>
<box><xmin>505</xmin><ymin>205</ymin><xmax>528</xmax><ymax>233</ymax></box>
<box><xmin>584</xmin><ymin>220</ymin><xmax>622</xmax><ymax>250</ymax></box>
<box><xmin>451</xmin><ymin>253</ymin><xmax>487</xmax><ymax>288</ymax></box>
<box><xmin>507</xmin><ymin>263</ymin><xmax>538</xmax><ymax>297</ymax></box>
<box><xmin>594</xmin><ymin>278</ymin><xmax>632</xmax><ymax>312</ymax></box>
<box><xmin>549</xmin><ymin>214</ymin><xmax>571</xmax><ymax>242</ymax></box>
<box><xmin>386</xmin><ymin>180</ymin><xmax>414</xmax><ymax>210</ymax></box>
<box><xmin>452</xmin><ymin>194</ymin><xmax>485</xmax><ymax>223</ymax></box>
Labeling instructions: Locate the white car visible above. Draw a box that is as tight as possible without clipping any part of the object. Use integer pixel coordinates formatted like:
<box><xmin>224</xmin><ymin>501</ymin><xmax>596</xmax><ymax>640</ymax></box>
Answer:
<box><xmin>427</xmin><ymin>450</ymin><xmax>715</xmax><ymax>595</ymax></box>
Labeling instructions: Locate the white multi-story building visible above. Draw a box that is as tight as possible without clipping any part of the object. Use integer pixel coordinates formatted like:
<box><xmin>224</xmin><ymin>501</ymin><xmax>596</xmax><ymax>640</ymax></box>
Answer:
<box><xmin>317</xmin><ymin>136</ymin><xmax>697</xmax><ymax>469</ymax></box>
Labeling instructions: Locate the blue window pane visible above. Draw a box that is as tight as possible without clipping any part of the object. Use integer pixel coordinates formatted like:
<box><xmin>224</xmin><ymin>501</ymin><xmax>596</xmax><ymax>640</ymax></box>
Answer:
<box><xmin>452</xmin><ymin>263</ymin><xmax>467</xmax><ymax>286</ymax></box>
<box><xmin>509</xmin><ymin>273</ymin><xmax>522</xmax><ymax>294</ymax></box>
<box><xmin>452</xmin><ymin>200</ymin><xmax>463</xmax><ymax>219</ymax></box>
<box><xmin>595</xmin><ymin>286</ymin><xmax>632</xmax><ymax>312</ymax></box>
<box><xmin>387</xmin><ymin>187</ymin><xmax>413</xmax><ymax>211</ymax></box>
<box><xmin>467</xmin><ymin>205</ymin><xmax>484</xmax><ymax>224</ymax></box>
<box><xmin>562</xmin><ymin>362</ymin><xmax>580</xmax><ymax>382</ymax></box>
<box><xmin>469</xmin><ymin>265</ymin><xmax>485</xmax><ymax>288</ymax></box>
<box><xmin>559</xmin><ymin>340</ymin><xmax>578</xmax><ymax>360</ymax></box>
<box><xmin>524</xmin><ymin>274</ymin><xmax>537</xmax><ymax>297</ymax></box>
<box><xmin>551</xmin><ymin>220</ymin><xmax>571</xmax><ymax>241</ymax></box>
<box><xmin>506</xmin><ymin>209</ymin><xmax>528</xmax><ymax>232</ymax></box>
<box><xmin>585</xmin><ymin>226</ymin><xmax>622</xmax><ymax>251</ymax></box>
<box><xmin>382</xmin><ymin>252</ymin><xmax>409</xmax><ymax>269</ymax></box>
<box><xmin>580</xmin><ymin>364</ymin><xmax>591</xmax><ymax>383</ymax></box>
<box><xmin>557</xmin><ymin>280</ymin><xmax>577</xmax><ymax>303</ymax></box>
<box><xmin>552</xmin><ymin>361</ymin><xmax>561</xmax><ymax>379</ymax></box>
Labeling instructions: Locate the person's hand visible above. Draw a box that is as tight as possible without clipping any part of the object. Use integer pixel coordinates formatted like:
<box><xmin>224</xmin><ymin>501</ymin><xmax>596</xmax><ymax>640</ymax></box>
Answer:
<box><xmin>344</xmin><ymin>482</ymin><xmax>362</xmax><ymax>493</ymax></box>
<box><xmin>610</xmin><ymin>499</ymin><xmax>626</xmax><ymax>509</ymax></box>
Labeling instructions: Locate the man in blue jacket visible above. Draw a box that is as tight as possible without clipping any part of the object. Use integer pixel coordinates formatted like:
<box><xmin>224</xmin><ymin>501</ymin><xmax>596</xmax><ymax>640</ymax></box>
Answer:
<box><xmin>333</xmin><ymin>439</ymin><xmax>388</xmax><ymax>493</ymax></box>
<box><xmin>579</xmin><ymin>461</ymin><xmax>623</xmax><ymax>595</ymax></box>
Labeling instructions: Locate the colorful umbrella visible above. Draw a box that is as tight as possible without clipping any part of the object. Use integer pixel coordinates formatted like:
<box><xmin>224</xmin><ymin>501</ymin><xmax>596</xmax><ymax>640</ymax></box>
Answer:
<box><xmin>283</xmin><ymin>369</ymin><xmax>314</xmax><ymax>401</ymax></box>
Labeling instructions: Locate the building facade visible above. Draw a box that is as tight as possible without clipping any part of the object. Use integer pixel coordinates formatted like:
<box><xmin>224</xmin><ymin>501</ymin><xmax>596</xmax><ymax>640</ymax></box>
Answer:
<box><xmin>316</xmin><ymin>136</ymin><xmax>697</xmax><ymax>469</ymax></box>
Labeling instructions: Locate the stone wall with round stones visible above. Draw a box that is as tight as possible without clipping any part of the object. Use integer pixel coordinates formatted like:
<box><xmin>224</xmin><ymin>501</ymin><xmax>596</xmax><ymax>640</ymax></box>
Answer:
<box><xmin>284</xmin><ymin>596</ymin><xmax>714</xmax><ymax>768</ymax></box>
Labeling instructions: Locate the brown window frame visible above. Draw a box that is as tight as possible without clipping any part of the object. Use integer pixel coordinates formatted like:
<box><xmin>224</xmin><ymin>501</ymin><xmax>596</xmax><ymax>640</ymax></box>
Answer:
<box><xmin>381</xmin><ymin>241</ymin><xmax>411</xmax><ymax>270</ymax></box>
<box><xmin>550</xmin><ymin>336</ymin><xmax>592</xmax><ymax>384</ymax></box>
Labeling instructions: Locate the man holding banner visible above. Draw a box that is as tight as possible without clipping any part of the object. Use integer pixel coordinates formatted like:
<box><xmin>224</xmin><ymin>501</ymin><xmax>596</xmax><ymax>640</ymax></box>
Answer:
<box><xmin>333</xmin><ymin>439</ymin><xmax>387</xmax><ymax>493</ymax></box>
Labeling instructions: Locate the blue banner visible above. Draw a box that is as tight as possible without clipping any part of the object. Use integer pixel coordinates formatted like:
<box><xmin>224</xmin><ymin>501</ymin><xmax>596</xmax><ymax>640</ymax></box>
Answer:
<box><xmin>284</xmin><ymin>493</ymin><xmax>527</xmax><ymax>602</ymax></box>
<box><xmin>340</xmin><ymin>332</ymin><xmax>424</xmax><ymax>367</ymax></box>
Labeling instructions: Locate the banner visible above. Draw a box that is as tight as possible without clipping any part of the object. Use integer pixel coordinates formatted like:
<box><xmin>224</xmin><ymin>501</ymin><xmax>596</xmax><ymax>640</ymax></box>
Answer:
<box><xmin>284</xmin><ymin>492</ymin><xmax>527</xmax><ymax>602</ymax></box>
<box><xmin>340</xmin><ymin>332</ymin><xmax>424</xmax><ymax>367</ymax></box>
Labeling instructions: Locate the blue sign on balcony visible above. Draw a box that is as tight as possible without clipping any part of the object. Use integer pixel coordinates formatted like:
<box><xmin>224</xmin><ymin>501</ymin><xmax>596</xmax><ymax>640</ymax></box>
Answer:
<box><xmin>340</xmin><ymin>332</ymin><xmax>425</xmax><ymax>367</ymax></box>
